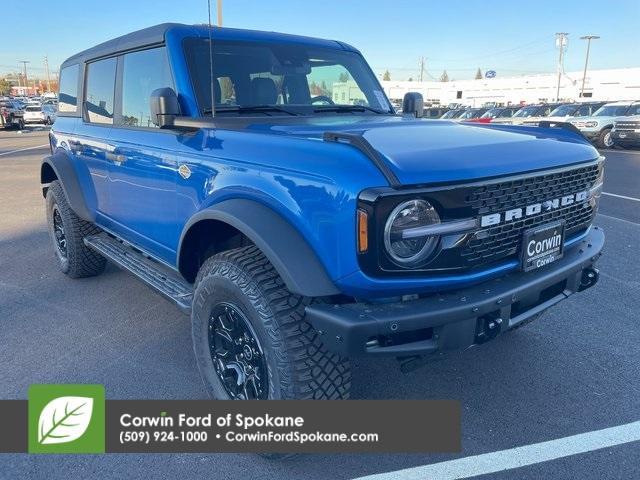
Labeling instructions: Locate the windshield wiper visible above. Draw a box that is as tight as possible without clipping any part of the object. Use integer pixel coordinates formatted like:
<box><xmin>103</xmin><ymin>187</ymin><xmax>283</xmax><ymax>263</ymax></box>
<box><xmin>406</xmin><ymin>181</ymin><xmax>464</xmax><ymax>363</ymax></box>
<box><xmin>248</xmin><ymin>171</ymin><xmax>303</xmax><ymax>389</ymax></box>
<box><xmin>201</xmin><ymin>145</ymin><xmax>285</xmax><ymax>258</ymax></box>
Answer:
<box><xmin>313</xmin><ymin>105</ymin><xmax>386</xmax><ymax>114</ymax></box>
<box><xmin>203</xmin><ymin>105</ymin><xmax>299</xmax><ymax>116</ymax></box>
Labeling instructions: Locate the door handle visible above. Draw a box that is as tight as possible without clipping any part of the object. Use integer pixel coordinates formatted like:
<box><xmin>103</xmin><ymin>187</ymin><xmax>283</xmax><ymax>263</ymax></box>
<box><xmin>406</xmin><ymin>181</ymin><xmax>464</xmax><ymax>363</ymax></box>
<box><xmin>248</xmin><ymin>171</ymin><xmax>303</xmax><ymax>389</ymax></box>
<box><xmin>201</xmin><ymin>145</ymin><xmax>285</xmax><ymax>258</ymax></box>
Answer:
<box><xmin>68</xmin><ymin>140</ymin><xmax>82</xmax><ymax>153</ymax></box>
<box><xmin>105</xmin><ymin>151</ymin><xmax>126</xmax><ymax>163</ymax></box>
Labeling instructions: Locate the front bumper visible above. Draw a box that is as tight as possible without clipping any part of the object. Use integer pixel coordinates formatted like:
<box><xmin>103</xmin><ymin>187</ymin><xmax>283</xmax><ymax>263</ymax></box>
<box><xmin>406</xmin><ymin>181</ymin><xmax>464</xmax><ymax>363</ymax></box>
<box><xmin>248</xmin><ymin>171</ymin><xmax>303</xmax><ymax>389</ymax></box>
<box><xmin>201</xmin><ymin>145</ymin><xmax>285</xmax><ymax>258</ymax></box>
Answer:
<box><xmin>612</xmin><ymin>131</ymin><xmax>640</xmax><ymax>146</ymax></box>
<box><xmin>307</xmin><ymin>227</ymin><xmax>604</xmax><ymax>357</ymax></box>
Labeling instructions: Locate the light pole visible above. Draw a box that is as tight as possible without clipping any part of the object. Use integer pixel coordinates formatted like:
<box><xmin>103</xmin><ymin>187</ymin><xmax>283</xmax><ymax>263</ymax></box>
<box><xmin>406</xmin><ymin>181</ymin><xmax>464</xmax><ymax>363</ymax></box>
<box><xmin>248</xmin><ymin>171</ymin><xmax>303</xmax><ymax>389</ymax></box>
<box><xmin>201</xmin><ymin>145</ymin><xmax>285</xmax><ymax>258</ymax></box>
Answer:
<box><xmin>579</xmin><ymin>35</ymin><xmax>600</xmax><ymax>98</ymax></box>
<box><xmin>555</xmin><ymin>33</ymin><xmax>568</xmax><ymax>102</ymax></box>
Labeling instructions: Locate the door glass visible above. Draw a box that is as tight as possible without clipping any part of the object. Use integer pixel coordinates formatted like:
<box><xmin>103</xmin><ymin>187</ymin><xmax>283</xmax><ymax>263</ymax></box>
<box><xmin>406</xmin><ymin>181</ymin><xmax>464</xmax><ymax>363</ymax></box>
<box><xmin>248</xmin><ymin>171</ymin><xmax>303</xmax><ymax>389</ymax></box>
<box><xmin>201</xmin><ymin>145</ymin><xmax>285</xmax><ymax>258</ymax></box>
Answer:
<box><xmin>85</xmin><ymin>58</ymin><xmax>116</xmax><ymax>124</ymax></box>
<box><xmin>121</xmin><ymin>48</ymin><xmax>174</xmax><ymax>128</ymax></box>
<box><xmin>58</xmin><ymin>64</ymin><xmax>79</xmax><ymax>113</ymax></box>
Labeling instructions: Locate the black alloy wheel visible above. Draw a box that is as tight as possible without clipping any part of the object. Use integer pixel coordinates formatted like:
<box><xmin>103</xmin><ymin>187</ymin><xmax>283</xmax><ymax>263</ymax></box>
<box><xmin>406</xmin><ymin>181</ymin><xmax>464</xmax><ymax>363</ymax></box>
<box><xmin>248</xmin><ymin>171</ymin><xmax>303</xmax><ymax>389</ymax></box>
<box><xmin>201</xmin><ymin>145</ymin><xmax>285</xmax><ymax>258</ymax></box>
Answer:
<box><xmin>208</xmin><ymin>302</ymin><xmax>268</xmax><ymax>400</ymax></box>
<box><xmin>52</xmin><ymin>205</ymin><xmax>67</xmax><ymax>258</ymax></box>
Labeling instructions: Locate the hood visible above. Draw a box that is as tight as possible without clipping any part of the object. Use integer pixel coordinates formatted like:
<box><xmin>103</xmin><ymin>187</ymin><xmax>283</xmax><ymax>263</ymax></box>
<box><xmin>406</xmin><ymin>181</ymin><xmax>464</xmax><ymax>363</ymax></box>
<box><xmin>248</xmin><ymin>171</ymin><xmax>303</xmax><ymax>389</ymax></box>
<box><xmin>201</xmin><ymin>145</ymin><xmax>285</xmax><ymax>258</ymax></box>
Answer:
<box><xmin>246</xmin><ymin>116</ymin><xmax>599</xmax><ymax>185</ymax></box>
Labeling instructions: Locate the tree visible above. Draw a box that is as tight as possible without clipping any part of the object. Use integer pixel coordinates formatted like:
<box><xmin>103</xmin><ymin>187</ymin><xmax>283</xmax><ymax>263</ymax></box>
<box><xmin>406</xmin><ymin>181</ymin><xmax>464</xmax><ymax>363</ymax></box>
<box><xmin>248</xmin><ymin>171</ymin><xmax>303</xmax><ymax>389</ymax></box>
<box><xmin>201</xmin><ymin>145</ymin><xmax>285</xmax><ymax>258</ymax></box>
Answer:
<box><xmin>408</xmin><ymin>77</ymin><xmax>413</xmax><ymax>82</ymax></box>
<box><xmin>338</xmin><ymin>72</ymin><xmax>350</xmax><ymax>83</ymax></box>
<box><xmin>439</xmin><ymin>70</ymin><xmax>449</xmax><ymax>82</ymax></box>
<box><xmin>0</xmin><ymin>78</ymin><xmax>11</xmax><ymax>95</ymax></box>
<box><xmin>382</xmin><ymin>69</ymin><xmax>391</xmax><ymax>81</ymax></box>
<box><xmin>475</xmin><ymin>68</ymin><xmax>483</xmax><ymax>80</ymax></box>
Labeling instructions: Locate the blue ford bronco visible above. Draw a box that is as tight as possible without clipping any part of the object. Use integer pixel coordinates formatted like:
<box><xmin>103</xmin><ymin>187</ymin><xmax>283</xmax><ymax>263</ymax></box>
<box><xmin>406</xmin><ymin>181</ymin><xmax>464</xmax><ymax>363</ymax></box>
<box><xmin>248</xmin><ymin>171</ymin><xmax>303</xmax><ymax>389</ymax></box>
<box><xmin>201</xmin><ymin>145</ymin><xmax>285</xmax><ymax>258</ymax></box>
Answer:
<box><xmin>42</xmin><ymin>23</ymin><xmax>604</xmax><ymax>401</ymax></box>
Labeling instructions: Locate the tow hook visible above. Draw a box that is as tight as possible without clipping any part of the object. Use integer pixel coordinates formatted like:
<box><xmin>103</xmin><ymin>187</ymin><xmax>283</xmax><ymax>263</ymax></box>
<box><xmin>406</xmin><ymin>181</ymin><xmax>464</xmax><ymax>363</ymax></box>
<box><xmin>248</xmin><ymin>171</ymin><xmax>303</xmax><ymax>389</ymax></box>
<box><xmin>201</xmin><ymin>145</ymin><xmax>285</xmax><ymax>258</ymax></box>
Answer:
<box><xmin>475</xmin><ymin>315</ymin><xmax>503</xmax><ymax>344</ymax></box>
<box><xmin>579</xmin><ymin>267</ymin><xmax>599</xmax><ymax>291</ymax></box>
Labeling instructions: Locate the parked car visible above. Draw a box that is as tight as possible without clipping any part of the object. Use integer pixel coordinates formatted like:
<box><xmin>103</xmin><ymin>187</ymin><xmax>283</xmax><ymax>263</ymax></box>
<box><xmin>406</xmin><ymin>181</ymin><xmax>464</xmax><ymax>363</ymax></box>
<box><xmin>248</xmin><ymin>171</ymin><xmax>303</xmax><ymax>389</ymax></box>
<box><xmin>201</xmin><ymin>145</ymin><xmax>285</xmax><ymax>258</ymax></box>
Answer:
<box><xmin>23</xmin><ymin>104</ymin><xmax>56</xmax><ymax>125</ymax></box>
<box><xmin>0</xmin><ymin>99</ymin><xmax>25</xmax><ymax>129</ymax></box>
<box><xmin>467</xmin><ymin>106</ymin><xmax>520</xmax><ymax>123</ymax></box>
<box><xmin>569</xmin><ymin>101</ymin><xmax>640</xmax><ymax>148</ymax></box>
<box><xmin>43</xmin><ymin>23</ymin><xmax>604</xmax><ymax>401</ymax></box>
<box><xmin>491</xmin><ymin>104</ymin><xmax>561</xmax><ymax>125</ymax></box>
<box><xmin>611</xmin><ymin>115</ymin><xmax>640</xmax><ymax>149</ymax></box>
<box><xmin>457</xmin><ymin>107</ymin><xmax>489</xmax><ymax>122</ymax></box>
<box><xmin>521</xmin><ymin>102</ymin><xmax>606</xmax><ymax>127</ymax></box>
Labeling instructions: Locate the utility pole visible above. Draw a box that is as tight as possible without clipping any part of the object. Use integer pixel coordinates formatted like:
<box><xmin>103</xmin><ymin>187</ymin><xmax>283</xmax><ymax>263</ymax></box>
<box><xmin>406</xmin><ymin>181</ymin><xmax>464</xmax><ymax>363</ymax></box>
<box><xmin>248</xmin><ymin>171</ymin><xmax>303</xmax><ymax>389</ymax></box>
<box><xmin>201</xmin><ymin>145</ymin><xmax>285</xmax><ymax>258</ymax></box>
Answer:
<box><xmin>217</xmin><ymin>0</ymin><xmax>223</xmax><ymax>26</ymax></box>
<box><xmin>18</xmin><ymin>60</ymin><xmax>30</xmax><ymax>92</ymax></box>
<box><xmin>44</xmin><ymin>56</ymin><xmax>52</xmax><ymax>92</ymax></box>
<box><xmin>579</xmin><ymin>35</ymin><xmax>599</xmax><ymax>98</ymax></box>
<box><xmin>419</xmin><ymin>56</ymin><xmax>426</xmax><ymax>82</ymax></box>
<box><xmin>554</xmin><ymin>33</ymin><xmax>568</xmax><ymax>102</ymax></box>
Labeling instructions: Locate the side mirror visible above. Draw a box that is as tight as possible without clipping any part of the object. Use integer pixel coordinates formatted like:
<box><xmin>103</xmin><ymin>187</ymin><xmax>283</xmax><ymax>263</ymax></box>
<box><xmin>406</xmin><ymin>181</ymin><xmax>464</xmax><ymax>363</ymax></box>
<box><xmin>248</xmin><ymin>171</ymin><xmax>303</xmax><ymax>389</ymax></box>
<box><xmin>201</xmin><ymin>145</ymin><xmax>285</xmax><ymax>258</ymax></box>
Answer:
<box><xmin>402</xmin><ymin>92</ymin><xmax>424</xmax><ymax>118</ymax></box>
<box><xmin>150</xmin><ymin>87</ymin><xmax>181</xmax><ymax>128</ymax></box>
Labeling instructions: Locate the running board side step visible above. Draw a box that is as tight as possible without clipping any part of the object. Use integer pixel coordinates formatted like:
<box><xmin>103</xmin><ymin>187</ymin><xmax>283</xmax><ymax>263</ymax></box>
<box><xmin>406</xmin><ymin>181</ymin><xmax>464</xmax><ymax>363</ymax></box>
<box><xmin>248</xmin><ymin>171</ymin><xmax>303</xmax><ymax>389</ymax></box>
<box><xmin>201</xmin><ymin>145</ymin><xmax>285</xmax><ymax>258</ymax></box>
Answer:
<box><xmin>84</xmin><ymin>233</ymin><xmax>193</xmax><ymax>313</ymax></box>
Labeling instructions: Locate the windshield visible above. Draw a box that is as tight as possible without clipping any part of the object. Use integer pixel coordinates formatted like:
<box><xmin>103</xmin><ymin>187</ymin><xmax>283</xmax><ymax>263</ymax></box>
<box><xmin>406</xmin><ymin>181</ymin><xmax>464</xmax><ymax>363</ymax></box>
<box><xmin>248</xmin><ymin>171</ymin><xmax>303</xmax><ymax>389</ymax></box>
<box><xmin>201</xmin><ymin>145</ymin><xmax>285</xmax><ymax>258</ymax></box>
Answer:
<box><xmin>458</xmin><ymin>108</ymin><xmax>486</xmax><ymax>119</ymax></box>
<box><xmin>183</xmin><ymin>38</ymin><xmax>392</xmax><ymax>116</ymax></box>
<box><xmin>26</xmin><ymin>106</ymin><xmax>41</xmax><ymax>112</ymax></box>
<box><xmin>593</xmin><ymin>105</ymin><xmax>630</xmax><ymax>117</ymax></box>
<box><xmin>441</xmin><ymin>109</ymin><xmax>464</xmax><ymax>119</ymax></box>
<box><xmin>513</xmin><ymin>106</ymin><xmax>542</xmax><ymax>118</ymax></box>
<box><xmin>480</xmin><ymin>108</ymin><xmax>502</xmax><ymax>119</ymax></box>
<box><xmin>549</xmin><ymin>105</ymin><xmax>577</xmax><ymax>117</ymax></box>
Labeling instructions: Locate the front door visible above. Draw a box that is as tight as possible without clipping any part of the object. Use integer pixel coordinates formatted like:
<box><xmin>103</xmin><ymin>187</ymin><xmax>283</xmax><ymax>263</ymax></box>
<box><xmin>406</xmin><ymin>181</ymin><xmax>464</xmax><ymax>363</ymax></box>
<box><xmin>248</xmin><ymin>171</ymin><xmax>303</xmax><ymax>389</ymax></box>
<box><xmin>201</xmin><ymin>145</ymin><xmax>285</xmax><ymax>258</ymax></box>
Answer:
<box><xmin>104</xmin><ymin>47</ymin><xmax>180</xmax><ymax>265</ymax></box>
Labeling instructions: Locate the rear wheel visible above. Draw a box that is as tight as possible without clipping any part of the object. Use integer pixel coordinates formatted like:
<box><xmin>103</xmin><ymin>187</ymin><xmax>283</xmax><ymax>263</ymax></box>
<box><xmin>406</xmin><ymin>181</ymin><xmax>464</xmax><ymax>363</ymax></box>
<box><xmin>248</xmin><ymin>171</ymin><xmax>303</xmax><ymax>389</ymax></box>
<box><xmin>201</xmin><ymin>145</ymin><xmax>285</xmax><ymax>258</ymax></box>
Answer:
<box><xmin>45</xmin><ymin>180</ymin><xmax>106</xmax><ymax>278</ymax></box>
<box><xmin>191</xmin><ymin>245</ymin><xmax>351</xmax><ymax>400</ymax></box>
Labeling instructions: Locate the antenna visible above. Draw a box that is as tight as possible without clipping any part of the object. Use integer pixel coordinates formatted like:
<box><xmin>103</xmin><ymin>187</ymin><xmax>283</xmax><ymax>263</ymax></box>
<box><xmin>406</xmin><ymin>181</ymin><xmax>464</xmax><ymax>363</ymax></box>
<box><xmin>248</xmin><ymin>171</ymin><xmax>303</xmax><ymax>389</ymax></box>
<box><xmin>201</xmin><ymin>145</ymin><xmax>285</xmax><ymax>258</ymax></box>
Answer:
<box><xmin>207</xmin><ymin>0</ymin><xmax>215</xmax><ymax>117</ymax></box>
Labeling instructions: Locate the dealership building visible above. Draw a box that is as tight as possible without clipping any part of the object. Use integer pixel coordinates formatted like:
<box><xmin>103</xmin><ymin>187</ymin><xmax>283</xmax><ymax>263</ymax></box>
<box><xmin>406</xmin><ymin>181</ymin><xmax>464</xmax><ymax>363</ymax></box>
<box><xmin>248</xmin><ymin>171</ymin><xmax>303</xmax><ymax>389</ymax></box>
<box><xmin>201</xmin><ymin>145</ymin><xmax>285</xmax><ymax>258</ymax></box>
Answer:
<box><xmin>380</xmin><ymin>67</ymin><xmax>640</xmax><ymax>106</ymax></box>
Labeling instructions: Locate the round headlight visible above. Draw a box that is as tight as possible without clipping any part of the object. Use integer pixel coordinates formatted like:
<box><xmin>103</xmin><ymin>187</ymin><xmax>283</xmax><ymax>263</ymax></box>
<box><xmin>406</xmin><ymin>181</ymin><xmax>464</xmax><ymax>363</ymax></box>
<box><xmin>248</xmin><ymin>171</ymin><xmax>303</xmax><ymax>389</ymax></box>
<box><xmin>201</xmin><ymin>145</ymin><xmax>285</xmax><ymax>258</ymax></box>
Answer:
<box><xmin>384</xmin><ymin>199</ymin><xmax>440</xmax><ymax>266</ymax></box>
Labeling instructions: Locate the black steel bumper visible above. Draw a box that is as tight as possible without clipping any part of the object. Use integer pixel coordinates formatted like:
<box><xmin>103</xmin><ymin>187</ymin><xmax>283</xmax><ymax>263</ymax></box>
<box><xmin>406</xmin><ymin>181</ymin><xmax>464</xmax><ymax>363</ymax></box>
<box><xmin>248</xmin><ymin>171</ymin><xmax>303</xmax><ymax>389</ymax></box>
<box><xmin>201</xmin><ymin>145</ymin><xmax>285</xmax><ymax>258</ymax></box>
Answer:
<box><xmin>307</xmin><ymin>227</ymin><xmax>604</xmax><ymax>357</ymax></box>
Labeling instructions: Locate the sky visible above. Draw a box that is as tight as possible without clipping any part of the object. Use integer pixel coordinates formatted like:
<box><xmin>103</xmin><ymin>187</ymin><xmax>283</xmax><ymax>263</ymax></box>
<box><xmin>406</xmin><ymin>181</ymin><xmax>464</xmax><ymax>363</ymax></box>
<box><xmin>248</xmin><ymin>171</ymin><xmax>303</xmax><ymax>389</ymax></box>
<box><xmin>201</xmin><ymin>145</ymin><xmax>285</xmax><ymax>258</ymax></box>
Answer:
<box><xmin>1</xmin><ymin>0</ymin><xmax>638</xmax><ymax>81</ymax></box>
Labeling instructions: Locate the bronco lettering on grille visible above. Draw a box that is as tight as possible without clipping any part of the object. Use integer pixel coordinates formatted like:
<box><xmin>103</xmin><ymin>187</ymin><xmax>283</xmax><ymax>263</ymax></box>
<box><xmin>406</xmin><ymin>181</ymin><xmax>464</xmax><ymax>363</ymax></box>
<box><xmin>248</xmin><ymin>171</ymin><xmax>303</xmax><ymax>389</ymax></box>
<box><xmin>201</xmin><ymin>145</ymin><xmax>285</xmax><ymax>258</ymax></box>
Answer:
<box><xmin>480</xmin><ymin>191</ymin><xmax>589</xmax><ymax>227</ymax></box>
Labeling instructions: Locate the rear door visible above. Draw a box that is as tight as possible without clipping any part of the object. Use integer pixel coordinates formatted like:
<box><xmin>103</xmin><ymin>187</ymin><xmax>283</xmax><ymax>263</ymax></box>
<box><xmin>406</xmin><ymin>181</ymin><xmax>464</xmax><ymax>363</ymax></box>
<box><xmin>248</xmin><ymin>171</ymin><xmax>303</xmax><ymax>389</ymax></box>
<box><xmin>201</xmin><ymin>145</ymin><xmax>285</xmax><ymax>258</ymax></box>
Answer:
<box><xmin>72</xmin><ymin>57</ymin><xmax>117</xmax><ymax>216</ymax></box>
<box><xmin>105</xmin><ymin>47</ymin><xmax>180</xmax><ymax>264</ymax></box>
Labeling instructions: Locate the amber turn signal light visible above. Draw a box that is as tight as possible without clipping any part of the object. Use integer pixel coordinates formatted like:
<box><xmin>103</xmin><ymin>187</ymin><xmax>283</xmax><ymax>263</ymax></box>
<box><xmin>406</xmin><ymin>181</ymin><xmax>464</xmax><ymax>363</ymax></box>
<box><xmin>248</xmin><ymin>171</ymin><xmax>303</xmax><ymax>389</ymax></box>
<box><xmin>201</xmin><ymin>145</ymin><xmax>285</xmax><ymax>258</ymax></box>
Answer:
<box><xmin>357</xmin><ymin>209</ymin><xmax>368</xmax><ymax>253</ymax></box>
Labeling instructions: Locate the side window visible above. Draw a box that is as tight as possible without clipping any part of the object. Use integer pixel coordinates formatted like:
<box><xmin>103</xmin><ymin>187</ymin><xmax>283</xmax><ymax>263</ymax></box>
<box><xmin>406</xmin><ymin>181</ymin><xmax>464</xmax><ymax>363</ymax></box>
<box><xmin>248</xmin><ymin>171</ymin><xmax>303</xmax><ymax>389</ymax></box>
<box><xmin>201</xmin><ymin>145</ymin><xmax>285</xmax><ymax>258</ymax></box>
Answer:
<box><xmin>84</xmin><ymin>58</ymin><xmax>116</xmax><ymax>124</ymax></box>
<box><xmin>121</xmin><ymin>47</ymin><xmax>174</xmax><ymax>128</ymax></box>
<box><xmin>575</xmin><ymin>105</ymin><xmax>590</xmax><ymax>116</ymax></box>
<box><xmin>58</xmin><ymin>64</ymin><xmax>79</xmax><ymax>113</ymax></box>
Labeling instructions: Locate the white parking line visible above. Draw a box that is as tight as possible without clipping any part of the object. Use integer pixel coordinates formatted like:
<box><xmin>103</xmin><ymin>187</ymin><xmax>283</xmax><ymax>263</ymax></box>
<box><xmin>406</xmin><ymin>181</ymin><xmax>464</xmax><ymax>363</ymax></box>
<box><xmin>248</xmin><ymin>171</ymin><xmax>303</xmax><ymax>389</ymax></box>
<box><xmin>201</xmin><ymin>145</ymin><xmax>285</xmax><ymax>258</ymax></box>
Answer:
<box><xmin>602</xmin><ymin>192</ymin><xmax>640</xmax><ymax>202</ymax></box>
<box><xmin>0</xmin><ymin>144</ymin><xmax>49</xmax><ymax>157</ymax></box>
<box><xmin>351</xmin><ymin>421</ymin><xmax>640</xmax><ymax>480</ymax></box>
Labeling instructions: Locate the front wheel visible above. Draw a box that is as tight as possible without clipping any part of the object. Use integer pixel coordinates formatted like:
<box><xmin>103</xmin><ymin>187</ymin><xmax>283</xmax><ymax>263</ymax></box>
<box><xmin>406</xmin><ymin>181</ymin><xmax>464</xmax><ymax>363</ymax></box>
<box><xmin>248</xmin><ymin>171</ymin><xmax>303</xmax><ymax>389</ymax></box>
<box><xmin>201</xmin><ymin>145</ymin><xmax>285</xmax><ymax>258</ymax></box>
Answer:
<box><xmin>191</xmin><ymin>245</ymin><xmax>351</xmax><ymax>400</ymax></box>
<box><xmin>597</xmin><ymin>128</ymin><xmax>613</xmax><ymax>148</ymax></box>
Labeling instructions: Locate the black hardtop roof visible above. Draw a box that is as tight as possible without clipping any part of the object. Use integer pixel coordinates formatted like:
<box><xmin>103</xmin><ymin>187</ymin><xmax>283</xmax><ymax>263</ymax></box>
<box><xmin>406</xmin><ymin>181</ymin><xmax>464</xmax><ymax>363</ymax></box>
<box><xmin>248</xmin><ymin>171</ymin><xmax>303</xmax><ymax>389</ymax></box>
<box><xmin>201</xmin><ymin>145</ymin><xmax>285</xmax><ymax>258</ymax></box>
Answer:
<box><xmin>60</xmin><ymin>23</ymin><xmax>355</xmax><ymax>68</ymax></box>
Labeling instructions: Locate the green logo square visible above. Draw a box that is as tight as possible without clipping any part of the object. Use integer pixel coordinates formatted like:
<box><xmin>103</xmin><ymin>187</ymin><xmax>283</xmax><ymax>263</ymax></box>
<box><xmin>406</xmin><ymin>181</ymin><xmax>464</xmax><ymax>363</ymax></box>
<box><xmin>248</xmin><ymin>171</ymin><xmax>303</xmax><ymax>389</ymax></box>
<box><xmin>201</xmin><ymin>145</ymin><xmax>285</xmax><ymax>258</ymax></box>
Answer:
<box><xmin>28</xmin><ymin>384</ymin><xmax>105</xmax><ymax>454</ymax></box>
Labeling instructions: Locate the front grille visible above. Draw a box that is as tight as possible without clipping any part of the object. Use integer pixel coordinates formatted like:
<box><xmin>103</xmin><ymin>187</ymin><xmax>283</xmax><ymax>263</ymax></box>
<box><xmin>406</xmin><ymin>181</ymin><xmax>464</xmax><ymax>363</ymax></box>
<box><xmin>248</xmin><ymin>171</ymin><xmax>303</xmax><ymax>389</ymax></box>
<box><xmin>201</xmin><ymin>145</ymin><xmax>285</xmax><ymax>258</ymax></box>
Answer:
<box><xmin>615</xmin><ymin>122</ymin><xmax>639</xmax><ymax>131</ymax></box>
<box><xmin>461</xmin><ymin>162</ymin><xmax>600</xmax><ymax>268</ymax></box>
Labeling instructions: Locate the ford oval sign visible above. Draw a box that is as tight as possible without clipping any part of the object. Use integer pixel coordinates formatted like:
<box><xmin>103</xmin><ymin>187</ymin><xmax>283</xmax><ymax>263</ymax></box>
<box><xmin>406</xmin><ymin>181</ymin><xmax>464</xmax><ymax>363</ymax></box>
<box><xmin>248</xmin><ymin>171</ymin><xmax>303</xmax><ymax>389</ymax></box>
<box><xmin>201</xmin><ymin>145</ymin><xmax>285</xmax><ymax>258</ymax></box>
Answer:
<box><xmin>485</xmin><ymin>70</ymin><xmax>496</xmax><ymax>78</ymax></box>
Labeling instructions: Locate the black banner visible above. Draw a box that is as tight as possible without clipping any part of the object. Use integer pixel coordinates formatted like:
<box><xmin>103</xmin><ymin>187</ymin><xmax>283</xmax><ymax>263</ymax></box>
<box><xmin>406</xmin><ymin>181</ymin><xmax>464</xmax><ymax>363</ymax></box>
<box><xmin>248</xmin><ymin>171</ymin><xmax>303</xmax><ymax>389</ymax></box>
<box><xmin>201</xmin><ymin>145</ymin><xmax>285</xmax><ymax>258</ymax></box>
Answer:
<box><xmin>2</xmin><ymin>399</ymin><xmax>460</xmax><ymax>454</ymax></box>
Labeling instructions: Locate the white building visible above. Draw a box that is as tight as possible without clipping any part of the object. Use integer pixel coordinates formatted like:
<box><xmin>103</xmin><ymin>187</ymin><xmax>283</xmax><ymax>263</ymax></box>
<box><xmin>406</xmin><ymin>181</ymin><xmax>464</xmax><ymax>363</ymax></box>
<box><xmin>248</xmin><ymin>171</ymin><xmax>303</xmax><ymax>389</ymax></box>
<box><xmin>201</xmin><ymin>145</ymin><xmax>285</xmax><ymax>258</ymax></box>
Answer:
<box><xmin>381</xmin><ymin>67</ymin><xmax>640</xmax><ymax>106</ymax></box>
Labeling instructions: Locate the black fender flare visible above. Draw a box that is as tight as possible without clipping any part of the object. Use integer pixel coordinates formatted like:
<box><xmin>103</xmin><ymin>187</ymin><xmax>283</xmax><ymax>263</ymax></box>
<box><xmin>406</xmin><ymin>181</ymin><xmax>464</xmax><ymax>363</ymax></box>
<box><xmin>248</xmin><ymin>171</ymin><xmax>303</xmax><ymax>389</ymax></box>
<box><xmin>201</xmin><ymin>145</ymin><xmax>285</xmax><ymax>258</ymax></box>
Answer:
<box><xmin>178</xmin><ymin>199</ymin><xmax>340</xmax><ymax>297</ymax></box>
<box><xmin>41</xmin><ymin>150</ymin><xmax>95</xmax><ymax>222</ymax></box>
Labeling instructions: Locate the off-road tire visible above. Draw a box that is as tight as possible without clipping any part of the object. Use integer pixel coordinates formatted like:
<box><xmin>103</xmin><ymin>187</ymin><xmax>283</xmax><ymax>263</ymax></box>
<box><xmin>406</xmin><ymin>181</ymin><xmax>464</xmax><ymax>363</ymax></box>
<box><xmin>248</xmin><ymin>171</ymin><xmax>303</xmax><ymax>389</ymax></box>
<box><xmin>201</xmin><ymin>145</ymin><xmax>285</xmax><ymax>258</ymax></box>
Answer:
<box><xmin>45</xmin><ymin>180</ymin><xmax>106</xmax><ymax>278</ymax></box>
<box><xmin>191</xmin><ymin>245</ymin><xmax>351</xmax><ymax>401</ymax></box>
<box><xmin>596</xmin><ymin>128</ymin><xmax>613</xmax><ymax>148</ymax></box>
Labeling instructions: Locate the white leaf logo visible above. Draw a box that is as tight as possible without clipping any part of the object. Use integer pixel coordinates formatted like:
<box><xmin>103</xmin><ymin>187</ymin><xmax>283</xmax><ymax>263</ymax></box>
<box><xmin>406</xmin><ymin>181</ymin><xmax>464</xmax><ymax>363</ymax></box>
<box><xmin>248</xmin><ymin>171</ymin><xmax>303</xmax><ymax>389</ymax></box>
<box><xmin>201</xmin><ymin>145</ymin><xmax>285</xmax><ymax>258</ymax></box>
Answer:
<box><xmin>37</xmin><ymin>396</ymin><xmax>94</xmax><ymax>445</ymax></box>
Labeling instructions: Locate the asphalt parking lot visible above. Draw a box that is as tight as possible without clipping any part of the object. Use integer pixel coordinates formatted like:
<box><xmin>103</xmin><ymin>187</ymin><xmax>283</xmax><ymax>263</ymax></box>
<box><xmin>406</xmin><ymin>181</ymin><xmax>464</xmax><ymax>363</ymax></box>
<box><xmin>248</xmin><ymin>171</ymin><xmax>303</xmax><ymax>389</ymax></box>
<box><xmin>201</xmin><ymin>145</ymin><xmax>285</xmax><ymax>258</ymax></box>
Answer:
<box><xmin>1</xmin><ymin>127</ymin><xmax>638</xmax><ymax>479</ymax></box>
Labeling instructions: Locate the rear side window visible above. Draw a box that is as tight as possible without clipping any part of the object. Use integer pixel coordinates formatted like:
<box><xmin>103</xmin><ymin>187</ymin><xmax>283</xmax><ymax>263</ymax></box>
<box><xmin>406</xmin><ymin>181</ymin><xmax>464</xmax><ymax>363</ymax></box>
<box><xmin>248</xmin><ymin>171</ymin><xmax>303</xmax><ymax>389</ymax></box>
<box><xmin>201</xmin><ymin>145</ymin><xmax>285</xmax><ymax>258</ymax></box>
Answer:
<box><xmin>121</xmin><ymin>47</ymin><xmax>174</xmax><ymax>128</ymax></box>
<box><xmin>84</xmin><ymin>57</ymin><xmax>116</xmax><ymax>124</ymax></box>
<box><xmin>58</xmin><ymin>64</ymin><xmax>79</xmax><ymax>113</ymax></box>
